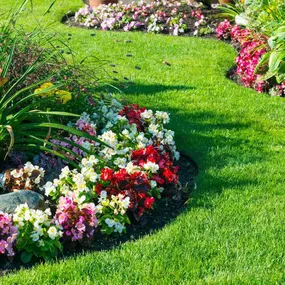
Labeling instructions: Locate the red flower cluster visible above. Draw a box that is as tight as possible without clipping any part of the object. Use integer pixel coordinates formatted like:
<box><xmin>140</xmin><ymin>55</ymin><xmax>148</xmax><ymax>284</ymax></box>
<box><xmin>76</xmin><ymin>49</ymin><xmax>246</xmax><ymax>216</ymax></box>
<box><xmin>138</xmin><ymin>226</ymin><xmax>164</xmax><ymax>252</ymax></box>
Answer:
<box><xmin>131</xmin><ymin>145</ymin><xmax>179</xmax><ymax>185</ymax></box>
<box><xmin>119</xmin><ymin>104</ymin><xmax>146</xmax><ymax>131</ymax></box>
<box><xmin>97</xmin><ymin>167</ymin><xmax>154</xmax><ymax>219</ymax></box>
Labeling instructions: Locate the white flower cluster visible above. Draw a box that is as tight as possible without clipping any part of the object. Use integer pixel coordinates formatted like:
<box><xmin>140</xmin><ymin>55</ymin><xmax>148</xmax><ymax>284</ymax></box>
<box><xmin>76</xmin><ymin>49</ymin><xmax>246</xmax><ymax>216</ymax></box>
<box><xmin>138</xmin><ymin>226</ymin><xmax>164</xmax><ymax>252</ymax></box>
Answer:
<box><xmin>43</xmin><ymin>155</ymin><xmax>99</xmax><ymax>203</ymax></box>
<box><xmin>13</xmin><ymin>204</ymin><xmax>62</xmax><ymax>246</ymax></box>
<box><xmin>91</xmin><ymin>98</ymin><xmax>124</xmax><ymax>130</ymax></box>
<box><xmin>8</xmin><ymin>162</ymin><xmax>45</xmax><ymax>189</ymax></box>
<box><xmin>104</xmin><ymin>218</ymin><xmax>125</xmax><ymax>233</ymax></box>
<box><xmin>97</xmin><ymin>191</ymin><xmax>130</xmax><ymax>215</ymax></box>
<box><xmin>97</xmin><ymin>191</ymin><xmax>130</xmax><ymax>234</ymax></box>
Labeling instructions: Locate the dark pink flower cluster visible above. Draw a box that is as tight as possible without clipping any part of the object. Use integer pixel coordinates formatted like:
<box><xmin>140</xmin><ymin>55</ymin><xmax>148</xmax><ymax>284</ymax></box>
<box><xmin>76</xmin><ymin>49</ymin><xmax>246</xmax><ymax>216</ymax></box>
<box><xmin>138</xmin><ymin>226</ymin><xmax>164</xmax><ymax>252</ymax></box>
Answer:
<box><xmin>55</xmin><ymin>196</ymin><xmax>98</xmax><ymax>243</ymax></box>
<box><xmin>0</xmin><ymin>212</ymin><xmax>18</xmax><ymax>257</ymax></box>
<box><xmin>236</xmin><ymin>40</ymin><xmax>268</xmax><ymax>92</ymax></box>
<box><xmin>216</xmin><ymin>19</ymin><xmax>232</xmax><ymax>40</ymax></box>
<box><xmin>216</xmin><ymin>21</ymin><xmax>269</xmax><ymax>92</ymax></box>
<box><xmin>275</xmin><ymin>81</ymin><xmax>285</xmax><ymax>96</ymax></box>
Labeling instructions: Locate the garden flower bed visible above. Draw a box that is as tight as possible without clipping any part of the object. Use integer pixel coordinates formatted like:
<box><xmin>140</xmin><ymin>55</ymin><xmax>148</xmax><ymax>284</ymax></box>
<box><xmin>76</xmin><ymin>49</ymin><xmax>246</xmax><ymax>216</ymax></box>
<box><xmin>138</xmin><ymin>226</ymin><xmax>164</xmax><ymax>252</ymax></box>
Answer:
<box><xmin>65</xmin><ymin>0</ymin><xmax>218</xmax><ymax>37</ymax></box>
<box><xmin>0</xmin><ymin>93</ymin><xmax>197</xmax><ymax>269</ymax></box>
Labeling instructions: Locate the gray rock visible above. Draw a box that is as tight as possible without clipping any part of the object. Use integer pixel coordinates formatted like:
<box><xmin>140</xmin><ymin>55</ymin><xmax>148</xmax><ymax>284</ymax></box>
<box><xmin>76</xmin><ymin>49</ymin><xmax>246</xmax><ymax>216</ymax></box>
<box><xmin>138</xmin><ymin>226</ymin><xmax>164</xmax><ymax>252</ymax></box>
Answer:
<box><xmin>0</xmin><ymin>190</ymin><xmax>46</xmax><ymax>214</ymax></box>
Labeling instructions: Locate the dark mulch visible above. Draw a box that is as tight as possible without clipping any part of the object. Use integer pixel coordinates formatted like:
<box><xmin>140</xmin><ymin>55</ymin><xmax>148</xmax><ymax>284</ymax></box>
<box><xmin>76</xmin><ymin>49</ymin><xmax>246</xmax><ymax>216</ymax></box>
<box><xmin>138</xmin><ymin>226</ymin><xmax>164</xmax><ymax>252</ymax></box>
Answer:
<box><xmin>0</xmin><ymin>153</ymin><xmax>198</xmax><ymax>276</ymax></box>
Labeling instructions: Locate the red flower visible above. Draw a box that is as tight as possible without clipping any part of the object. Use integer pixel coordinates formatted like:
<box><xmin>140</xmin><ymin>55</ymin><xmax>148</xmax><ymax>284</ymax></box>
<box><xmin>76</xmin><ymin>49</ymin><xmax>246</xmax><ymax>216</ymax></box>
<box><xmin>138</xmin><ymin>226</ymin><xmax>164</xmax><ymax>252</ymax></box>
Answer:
<box><xmin>113</xmin><ymin>168</ymin><xmax>129</xmax><ymax>182</ymax></box>
<box><xmin>119</xmin><ymin>104</ymin><xmax>146</xmax><ymax>131</ymax></box>
<box><xmin>95</xmin><ymin>183</ymin><xmax>103</xmax><ymax>195</ymax></box>
<box><xmin>144</xmin><ymin>197</ymin><xmax>155</xmax><ymax>209</ymax></box>
<box><xmin>138</xmin><ymin>206</ymin><xmax>145</xmax><ymax>217</ymax></box>
<box><xmin>152</xmin><ymin>174</ymin><xmax>165</xmax><ymax>185</ymax></box>
<box><xmin>163</xmin><ymin>168</ymin><xmax>178</xmax><ymax>184</ymax></box>
<box><xmin>100</xmin><ymin>168</ymin><xmax>114</xmax><ymax>181</ymax></box>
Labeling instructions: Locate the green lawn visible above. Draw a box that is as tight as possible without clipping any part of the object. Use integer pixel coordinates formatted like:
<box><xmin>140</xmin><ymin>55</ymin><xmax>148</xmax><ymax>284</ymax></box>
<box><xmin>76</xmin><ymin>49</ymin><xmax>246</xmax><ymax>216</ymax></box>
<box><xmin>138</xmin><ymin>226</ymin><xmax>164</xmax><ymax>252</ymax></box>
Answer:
<box><xmin>2</xmin><ymin>0</ymin><xmax>285</xmax><ymax>284</ymax></box>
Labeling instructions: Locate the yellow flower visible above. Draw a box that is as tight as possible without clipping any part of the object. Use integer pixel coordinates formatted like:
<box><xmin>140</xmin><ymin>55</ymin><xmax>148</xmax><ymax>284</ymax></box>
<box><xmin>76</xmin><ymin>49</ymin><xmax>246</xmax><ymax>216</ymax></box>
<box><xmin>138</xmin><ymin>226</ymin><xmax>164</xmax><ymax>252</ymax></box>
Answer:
<box><xmin>55</xmin><ymin>90</ymin><xmax>72</xmax><ymax>104</ymax></box>
<box><xmin>34</xmin><ymin>82</ymin><xmax>55</xmax><ymax>97</ymax></box>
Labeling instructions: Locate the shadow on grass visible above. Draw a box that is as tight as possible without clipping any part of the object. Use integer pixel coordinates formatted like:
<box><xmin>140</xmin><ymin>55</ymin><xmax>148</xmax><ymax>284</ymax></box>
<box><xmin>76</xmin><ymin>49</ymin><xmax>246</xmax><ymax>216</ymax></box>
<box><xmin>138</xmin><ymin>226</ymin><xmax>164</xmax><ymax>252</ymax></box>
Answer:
<box><xmin>93</xmin><ymin>82</ymin><xmax>196</xmax><ymax>95</ymax></box>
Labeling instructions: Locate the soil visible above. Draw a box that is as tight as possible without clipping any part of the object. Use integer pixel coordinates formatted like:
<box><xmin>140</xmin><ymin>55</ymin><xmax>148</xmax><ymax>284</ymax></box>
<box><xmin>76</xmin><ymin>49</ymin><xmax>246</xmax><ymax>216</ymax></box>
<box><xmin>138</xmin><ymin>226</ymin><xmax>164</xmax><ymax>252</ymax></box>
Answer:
<box><xmin>0</xmin><ymin>153</ymin><xmax>198</xmax><ymax>276</ymax></box>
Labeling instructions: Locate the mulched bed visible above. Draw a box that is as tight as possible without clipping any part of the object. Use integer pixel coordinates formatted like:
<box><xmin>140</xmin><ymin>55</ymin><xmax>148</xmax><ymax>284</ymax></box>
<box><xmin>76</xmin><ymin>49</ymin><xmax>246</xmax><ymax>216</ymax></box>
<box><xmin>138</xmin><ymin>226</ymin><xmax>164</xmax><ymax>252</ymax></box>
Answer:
<box><xmin>0</xmin><ymin>153</ymin><xmax>198</xmax><ymax>276</ymax></box>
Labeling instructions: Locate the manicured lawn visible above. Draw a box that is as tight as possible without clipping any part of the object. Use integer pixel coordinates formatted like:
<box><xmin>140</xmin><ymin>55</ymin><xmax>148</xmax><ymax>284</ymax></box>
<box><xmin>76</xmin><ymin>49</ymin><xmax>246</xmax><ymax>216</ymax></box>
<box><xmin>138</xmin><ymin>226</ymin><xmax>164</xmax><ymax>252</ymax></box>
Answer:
<box><xmin>2</xmin><ymin>0</ymin><xmax>285</xmax><ymax>284</ymax></box>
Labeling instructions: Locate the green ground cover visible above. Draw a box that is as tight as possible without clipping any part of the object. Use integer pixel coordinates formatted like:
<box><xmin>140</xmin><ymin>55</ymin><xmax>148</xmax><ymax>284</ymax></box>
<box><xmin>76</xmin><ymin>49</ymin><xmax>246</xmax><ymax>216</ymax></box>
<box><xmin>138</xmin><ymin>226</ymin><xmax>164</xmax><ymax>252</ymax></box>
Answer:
<box><xmin>1</xmin><ymin>0</ymin><xmax>285</xmax><ymax>284</ymax></box>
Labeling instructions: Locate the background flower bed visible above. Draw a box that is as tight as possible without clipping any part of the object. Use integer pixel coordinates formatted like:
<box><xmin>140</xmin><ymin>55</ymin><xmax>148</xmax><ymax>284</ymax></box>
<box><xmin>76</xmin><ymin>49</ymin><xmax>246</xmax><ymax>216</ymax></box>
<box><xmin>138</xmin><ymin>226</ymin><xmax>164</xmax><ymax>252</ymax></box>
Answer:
<box><xmin>69</xmin><ymin>0</ymin><xmax>218</xmax><ymax>37</ymax></box>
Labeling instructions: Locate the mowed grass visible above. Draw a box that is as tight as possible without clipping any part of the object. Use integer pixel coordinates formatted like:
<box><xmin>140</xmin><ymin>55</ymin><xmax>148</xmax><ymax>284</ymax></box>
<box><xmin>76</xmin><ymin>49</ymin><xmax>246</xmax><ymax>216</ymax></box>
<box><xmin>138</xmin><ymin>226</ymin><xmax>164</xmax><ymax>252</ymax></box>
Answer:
<box><xmin>2</xmin><ymin>1</ymin><xmax>285</xmax><ymax>284</ymax></box>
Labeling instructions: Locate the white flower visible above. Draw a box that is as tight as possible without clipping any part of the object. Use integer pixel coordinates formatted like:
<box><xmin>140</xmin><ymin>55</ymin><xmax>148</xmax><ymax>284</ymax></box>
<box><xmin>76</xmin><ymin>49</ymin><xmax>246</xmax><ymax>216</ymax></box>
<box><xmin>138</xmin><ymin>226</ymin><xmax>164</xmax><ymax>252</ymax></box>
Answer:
<box><xmin>105</xmin><ymin>218</ymin><xmax>115</xmax><ymax>228</ymax></box>
<box><xmin>126</xmin><ymin>162</ymin><xmax>138</xmax><ymax>174</ymax></box>
<box><xmin>122</xmin><ymin>129</ymin><xmax>130</xmax><ymax>136</ymax></box>
<box><xmin>34</xmin><ymin>176</ymin><xmax>41</xmax><ymax>184</ymax></box>
<box><xmin>59</xmin><ymin>166</ymin><xmax>70</xmax><ymax>179</ymax></box>
<box><xmin>148</xmin><ymin>123</ymin><xmax>159</xmax><ymax>135</ymax></box>
<box><xmin>89</xmin><ymin>155</ymin><xmax>98</xmax><ymax>165</ymax></box>
<box><xmin>100</xmin><ymin>190</ymin><xmax>107</xmax><ymax>200</ymax></box>
<box><xmin>150</xmin><ymin>180</ymin><xmax>157</xmax><ymax>189</ymax></box>
<box><xmin>44</xmin><ymin>181</ymin><xmax>56</xmax><ymax>197</ymax></box>
<box><xmin>174</xmin><ymin>151</ymin><xmax>180</xmax><ymax>160</ymax></box>
<box><xmin>47</xmin><ymin>226</ymin><xmax>58</xmax><ymax>240</ymax></box>
<box><xmin>155</xmin><ymin>111</ymin><xmax>169</xmax><ymax>124</ymax></box>
<box><xmin>114</xmin><ymin>222</ymin><xmax>125</xmax><ymax>233</ymax></box>
<box><xmin>96</xmin><ymin>205</ymin><xmax>103</xmax><ymax>213</ymax></box>
<box><xmin>141</xmin><ymin>109</ymin><xmax>153</xmax><ymax>120</ymax></box>
<box><xmin>11</xmin><ymin>169</ymin><xmax>23</xmax><ymax>179</ymax></box>
<box><xmin>114</xmin><ymin>157</ymin><xmax>127</xmax><ymax>168</ymax></box>
<box><xmin>24</xmin><ymin>162</ymin><xmax>35</xmax><ymax>173</ymax></box>
<box><xmin>78</xmin><ymin>195</ymin><xmax>87</xmax><ymax>204</ymax></box>
<box><xmin>82</xmin><ymin>141</ymin><xmax>91</xmax><ymax>151</ymax></box>
<box><xmin>143</xmin><ymin>162</ymin><xmax>159</xmax><ymax>174</ymax></box>
<box><xmin>44</xmin><ymin>208</ymin><xmax>52</xmax><ymax>216</ymax></box>
<box><xmin>30</xmin><ymin>232</ymin><xmax>40</xmax><ymax>242</ymax></box>
<box><xmin>24</xmin><ymin>210</ymin><xmax>31</xmax><ymax>221</ymax></box>
<box><xmin>121</xmin><ymin>196</ymin><xmax>130</xmax><ymax>209</ymax></box>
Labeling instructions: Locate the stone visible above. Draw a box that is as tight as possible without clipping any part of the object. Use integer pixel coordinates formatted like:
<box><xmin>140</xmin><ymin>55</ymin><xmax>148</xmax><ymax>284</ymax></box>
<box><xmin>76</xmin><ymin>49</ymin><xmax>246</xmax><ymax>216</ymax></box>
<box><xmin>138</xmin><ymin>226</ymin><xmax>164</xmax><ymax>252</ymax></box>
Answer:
<box><xmin>0</xmin><ymin>190</ymin><xmax>46</xmax><ymax>214</ymax></box>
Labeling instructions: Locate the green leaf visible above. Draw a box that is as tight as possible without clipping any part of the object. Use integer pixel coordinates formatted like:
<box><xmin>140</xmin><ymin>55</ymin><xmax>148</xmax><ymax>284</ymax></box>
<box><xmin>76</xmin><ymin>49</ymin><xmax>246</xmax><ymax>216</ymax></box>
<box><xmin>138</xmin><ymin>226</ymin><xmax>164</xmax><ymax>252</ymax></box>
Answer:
<box><xmin>21</xmin><ymin>251</ymin><xmax>33</xmax><ymax>264</ymax></box>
